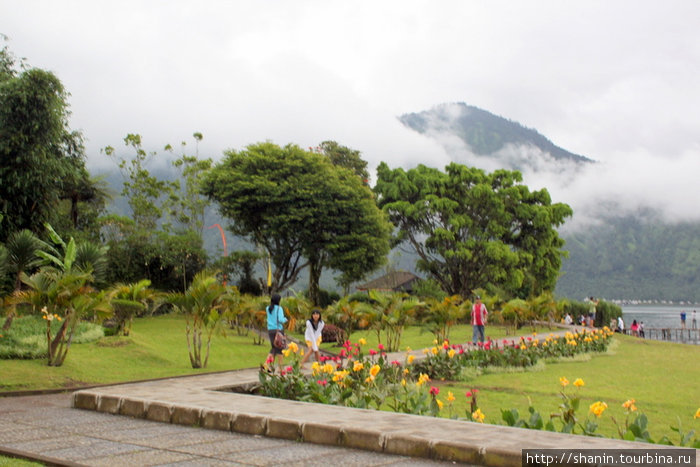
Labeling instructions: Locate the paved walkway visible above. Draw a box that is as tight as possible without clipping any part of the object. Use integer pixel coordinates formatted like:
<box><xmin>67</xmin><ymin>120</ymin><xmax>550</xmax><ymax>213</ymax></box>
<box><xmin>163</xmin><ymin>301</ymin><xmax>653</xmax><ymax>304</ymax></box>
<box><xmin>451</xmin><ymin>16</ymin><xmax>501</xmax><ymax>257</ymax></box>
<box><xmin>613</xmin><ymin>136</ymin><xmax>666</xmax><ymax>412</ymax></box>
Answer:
<box><xmin>0</xmin><ymin>393</ymin><xmax>457</xmax><ymax>466</ymax></box>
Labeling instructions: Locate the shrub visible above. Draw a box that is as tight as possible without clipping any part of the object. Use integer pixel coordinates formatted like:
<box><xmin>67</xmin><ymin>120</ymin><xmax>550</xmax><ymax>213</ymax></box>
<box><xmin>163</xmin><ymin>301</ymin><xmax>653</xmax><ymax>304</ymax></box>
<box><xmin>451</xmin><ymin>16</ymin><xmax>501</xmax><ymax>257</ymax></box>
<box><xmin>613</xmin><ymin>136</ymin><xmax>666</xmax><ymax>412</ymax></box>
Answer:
<box><xmin>0</xmin><ymin>316</ymin><xmax>104</xmax><ymax>359</ymax></box>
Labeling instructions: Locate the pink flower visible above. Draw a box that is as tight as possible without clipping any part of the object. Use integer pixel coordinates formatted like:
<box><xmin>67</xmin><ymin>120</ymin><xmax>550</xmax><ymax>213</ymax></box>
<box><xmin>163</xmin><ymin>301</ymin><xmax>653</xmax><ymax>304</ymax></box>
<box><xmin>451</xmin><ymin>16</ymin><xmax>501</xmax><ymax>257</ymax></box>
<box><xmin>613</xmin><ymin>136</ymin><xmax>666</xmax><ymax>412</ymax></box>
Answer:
<box><xmin>369</xmin><ymin>349</ymin><xmax>378</xmax><ymax>356</ymax></box>
<box><xmin>286</xmin><ymin>366</ymin><xmax>293</xmax><ymax>373</ymax></box>
<box><xmin>317</xmin><ymin>379</ymin><xmax>328</xmax><ymax>386</ymax></box>
<box><xmin>378</xmin><ymin>343</ymin><xmax>385</xmax><ymax>351</ymax></box>
<box><xmin>430</xmin><ymin>386</ymin><xmax>440</xmax><ymax>395</ymax></box>
<box><xmin>320</xmin><ymin>356</ymin><xmax>328</xmax><ymax>362</ymax></box>
<box><xmin>391</xmin><ymin>360</ymin><xmax>401</xmax><ymax>366</ymax></box>
<box><xmin>466</xmin><ymin>391</ymin><xmax>472</xmax><ymax>398</ymax></box>
<box><xmin>339</xmin><ymin>349</ymin><xmax>347</xmax><ymax>358</ymax></box>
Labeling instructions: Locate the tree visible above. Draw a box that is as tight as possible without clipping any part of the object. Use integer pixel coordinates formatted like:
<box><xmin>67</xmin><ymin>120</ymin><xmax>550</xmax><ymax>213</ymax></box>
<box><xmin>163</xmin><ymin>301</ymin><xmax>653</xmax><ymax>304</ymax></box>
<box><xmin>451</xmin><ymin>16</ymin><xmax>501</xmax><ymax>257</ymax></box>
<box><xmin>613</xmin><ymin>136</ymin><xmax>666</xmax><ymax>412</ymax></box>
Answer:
<box><xmin>164</xmin><ymin>133</ymin><xmax>212</xmax><ymax>235</ymax></box>
<box><xmin>316</xmin><ymin>140</ymin><xmax>370</xmax><ymax>182</ymax></box>
<box><xmin>165</xmin><ymin>271</ymin><xmax>232</xmax><ymax>368</ymax></box>
<box><xmin>1</xmin><ymin>230</ymin><xmax>46</xmax><ymax>330</ymax></box>
<box><xmin>202</xmin><ymin>142</ymin><xmax>391</xmax><ymax>302</ymax></box>
<box><xmin>374</xmin><ymin>162</ymin><xmax>572</xmax><ymax>298</ymax></box>
<box><xmin>0</xmin><ymin>41</ymin><xmax>91</xmax><ymax>241</ymax></box>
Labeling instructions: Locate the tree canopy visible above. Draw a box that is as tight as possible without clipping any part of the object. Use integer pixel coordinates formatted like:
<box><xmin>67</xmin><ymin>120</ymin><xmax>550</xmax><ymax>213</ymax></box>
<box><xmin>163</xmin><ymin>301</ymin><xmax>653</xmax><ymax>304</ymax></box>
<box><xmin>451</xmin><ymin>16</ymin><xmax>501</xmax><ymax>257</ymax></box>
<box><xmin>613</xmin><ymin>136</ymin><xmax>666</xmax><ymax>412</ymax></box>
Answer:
<box><xmin>0</xmin><ymin>42</ymin><xmax>90</xmax><ymax>242</ymax></box>
<box><xmin>374</xmin><ymin>162</ymin><xmax>572</xmax><ymax>298</ymax></box>
<box><xmin>201</xmin><ymin>142</ymin><xmax>391</xmax><ymax>300</ymax></box>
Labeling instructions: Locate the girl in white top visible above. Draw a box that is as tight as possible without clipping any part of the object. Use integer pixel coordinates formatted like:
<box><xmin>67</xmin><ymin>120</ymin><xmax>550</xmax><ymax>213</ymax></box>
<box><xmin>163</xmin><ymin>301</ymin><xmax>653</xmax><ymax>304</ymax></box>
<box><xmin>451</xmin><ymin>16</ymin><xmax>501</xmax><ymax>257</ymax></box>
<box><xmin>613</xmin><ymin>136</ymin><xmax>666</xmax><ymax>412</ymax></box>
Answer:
<box><xmin>300</xmin><ymin>309</ymin><xmax>324</xmax><ymax>367</ymax></box>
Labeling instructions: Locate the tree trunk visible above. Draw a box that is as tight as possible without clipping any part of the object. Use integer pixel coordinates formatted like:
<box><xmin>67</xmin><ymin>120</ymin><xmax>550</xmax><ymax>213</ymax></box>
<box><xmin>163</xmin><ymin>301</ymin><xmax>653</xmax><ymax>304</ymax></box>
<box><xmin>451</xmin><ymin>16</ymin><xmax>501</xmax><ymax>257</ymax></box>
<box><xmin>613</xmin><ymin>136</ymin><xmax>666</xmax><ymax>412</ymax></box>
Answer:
<box><xmin>308</xmin><ymin>253</ymin><xmax>324</xmax><ymax>306</ymax></box>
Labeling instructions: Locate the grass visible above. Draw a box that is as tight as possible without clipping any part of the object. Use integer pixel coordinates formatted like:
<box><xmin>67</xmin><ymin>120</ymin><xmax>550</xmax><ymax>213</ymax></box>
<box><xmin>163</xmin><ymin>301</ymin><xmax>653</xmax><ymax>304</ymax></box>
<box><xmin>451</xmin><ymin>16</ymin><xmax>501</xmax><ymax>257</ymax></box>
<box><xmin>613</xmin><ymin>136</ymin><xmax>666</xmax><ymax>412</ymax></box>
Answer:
<box><xmin>0</xmin><ymin>314</ymin><xmax>548</xmax><ymax>391</ymax></box>
<box><xmin>432</xmin><ymin>334</ymin><xmax>700</xmax><ymax>441</ymax></box>
<box><xmin>0</xmin><ymin>314</ymin><xmax>272</xmax><ymax>391</ymax></box>
<box><xmin>0</xmin><ymin>456</ymin><xmax>42</xmax><ymax>467</ymax></box>
<box><xmin>2</xmin><ymin>314</ymin><xmax>697</xmax><ymax>442</ymax></box>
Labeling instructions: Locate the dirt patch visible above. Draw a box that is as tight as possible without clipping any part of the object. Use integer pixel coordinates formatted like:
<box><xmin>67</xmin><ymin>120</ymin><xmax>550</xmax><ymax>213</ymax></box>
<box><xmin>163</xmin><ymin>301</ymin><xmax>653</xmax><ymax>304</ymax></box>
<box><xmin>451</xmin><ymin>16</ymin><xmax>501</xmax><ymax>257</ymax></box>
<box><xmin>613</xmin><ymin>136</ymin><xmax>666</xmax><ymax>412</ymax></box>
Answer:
<box><xmin>96</xmin><ymin>337</ymin><xmax>132</xmax><ymax>347</ymax></box>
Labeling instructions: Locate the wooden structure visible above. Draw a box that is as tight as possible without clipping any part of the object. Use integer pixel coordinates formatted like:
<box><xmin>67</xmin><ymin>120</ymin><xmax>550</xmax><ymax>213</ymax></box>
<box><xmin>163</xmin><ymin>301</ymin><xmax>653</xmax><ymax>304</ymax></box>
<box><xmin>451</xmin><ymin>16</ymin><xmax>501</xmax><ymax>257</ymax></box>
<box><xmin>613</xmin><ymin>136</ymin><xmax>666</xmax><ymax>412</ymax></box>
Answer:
<box><xmin>356</xmin><ymin>271</ymin><xmax>422</xmax><ymax>294</ymax></box>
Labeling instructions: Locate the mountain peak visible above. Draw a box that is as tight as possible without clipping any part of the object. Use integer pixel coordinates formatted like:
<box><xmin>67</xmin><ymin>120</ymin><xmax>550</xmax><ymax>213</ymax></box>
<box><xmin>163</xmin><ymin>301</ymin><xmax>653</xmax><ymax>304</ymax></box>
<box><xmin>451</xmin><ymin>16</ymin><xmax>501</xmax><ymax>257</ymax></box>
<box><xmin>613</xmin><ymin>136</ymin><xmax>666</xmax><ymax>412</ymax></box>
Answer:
<box><xmin>399</xmin><ymin>103</ymin><xmax>593</xmax><ymax>167</ymax></box>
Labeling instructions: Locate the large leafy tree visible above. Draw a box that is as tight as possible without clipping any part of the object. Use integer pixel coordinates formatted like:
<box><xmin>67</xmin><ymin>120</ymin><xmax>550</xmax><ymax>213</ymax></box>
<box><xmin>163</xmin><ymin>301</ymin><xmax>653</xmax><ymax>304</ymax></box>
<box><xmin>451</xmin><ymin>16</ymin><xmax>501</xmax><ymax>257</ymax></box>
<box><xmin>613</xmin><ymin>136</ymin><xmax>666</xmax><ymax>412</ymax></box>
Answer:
<box><xmin>0</xmin><ymin>40</ymin><xmax>90</xmax><ymax>241</ymax></box>
<box><xmin>201</xmin><ymin>142</ymin><xmax>391</xmax><ymax>302</ymax></box>
<box><xmin>374</xmin><ymin>162</ymin><xmax>572</xmax><ymax>298</ymax></box>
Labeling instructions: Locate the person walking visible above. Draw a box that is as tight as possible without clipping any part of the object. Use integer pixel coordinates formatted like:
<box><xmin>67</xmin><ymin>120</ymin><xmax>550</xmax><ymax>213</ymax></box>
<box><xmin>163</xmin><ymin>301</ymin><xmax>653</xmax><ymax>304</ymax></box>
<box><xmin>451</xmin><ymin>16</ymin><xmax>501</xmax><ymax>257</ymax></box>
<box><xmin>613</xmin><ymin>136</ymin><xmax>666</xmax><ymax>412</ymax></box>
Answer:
<box><xmin>263</xmin><ymin>294</ymin><xmax>287</xmax><ymax>373</ymax></box>
<box><xmin>471</xmin><ymin>296</ymin><xmax>488</xmax><ymax>344</ymax></box>
<box><xmin>680</xmin><ymin>310</ymin><xmax>687</xmax><ymax>329</ymax></box>
<box><xmin>300</xmin><ymin>309</ymin><xmax>324</xmax><ymax>368</ymax></box>
<box><xmin>692</xmin><ymin>310</ymin><xmax>697</xmax><ymax>329</ymax></box>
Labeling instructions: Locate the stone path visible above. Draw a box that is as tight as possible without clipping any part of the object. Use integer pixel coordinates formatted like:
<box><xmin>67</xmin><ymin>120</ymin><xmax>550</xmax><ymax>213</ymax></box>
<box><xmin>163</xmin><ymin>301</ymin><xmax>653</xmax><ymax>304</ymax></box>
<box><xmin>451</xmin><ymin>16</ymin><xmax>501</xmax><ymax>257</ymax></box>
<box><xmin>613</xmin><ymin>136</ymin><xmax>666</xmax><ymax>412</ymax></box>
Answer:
<box><xmin>0</xmin><ymin>393</ymin><xmax>457</xmax><ymax>466</ymax></box>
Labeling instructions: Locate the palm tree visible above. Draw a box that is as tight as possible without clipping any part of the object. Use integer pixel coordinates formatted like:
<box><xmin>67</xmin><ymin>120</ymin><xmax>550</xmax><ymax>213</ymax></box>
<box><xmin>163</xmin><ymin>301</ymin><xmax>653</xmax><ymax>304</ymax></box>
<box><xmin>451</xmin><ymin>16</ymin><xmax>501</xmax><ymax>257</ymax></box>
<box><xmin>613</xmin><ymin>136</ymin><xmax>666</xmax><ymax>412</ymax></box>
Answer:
<box><xmin>15</xmin><ymin>268</ymin><xmax>111</xmax><ymax>366</ymax></box>
<box><xmin>165</xmin><ymin>271</ymin><xmax>228</xmax><ymax>368</ymax></box>
<box><xmin>421</xmin><ymin>295</ymin><xmax>468</xmax><ymax>343</ymax></box>
<box><xmin>108</xmin><ymin>279</ymin><xmax>156</xmax><ymax>336</ymax></box>
<box><xmin>2</xmin><ymin>230</ymin><xmax>46</xmax><ymax>331</ymax></box>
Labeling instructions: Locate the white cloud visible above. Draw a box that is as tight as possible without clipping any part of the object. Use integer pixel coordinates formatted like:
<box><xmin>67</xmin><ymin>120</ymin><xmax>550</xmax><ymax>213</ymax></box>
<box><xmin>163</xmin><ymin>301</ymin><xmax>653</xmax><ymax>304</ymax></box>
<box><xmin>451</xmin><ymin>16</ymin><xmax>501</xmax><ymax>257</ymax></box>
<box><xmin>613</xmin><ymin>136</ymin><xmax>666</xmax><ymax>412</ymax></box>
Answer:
<box><xmin>2</xmin><ymin>0</ymin><xmax>699</xmax><ymax>224</ymax></box>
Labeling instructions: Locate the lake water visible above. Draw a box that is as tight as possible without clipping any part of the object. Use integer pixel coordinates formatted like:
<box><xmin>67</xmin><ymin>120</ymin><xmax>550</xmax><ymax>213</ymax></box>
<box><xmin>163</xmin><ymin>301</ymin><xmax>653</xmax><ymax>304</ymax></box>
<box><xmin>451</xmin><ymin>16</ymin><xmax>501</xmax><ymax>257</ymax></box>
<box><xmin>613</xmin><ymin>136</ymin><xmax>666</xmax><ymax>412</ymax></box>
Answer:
<box><xmin>621</xmin><ymin>304</ymin><xmax>698</xmax><ymax>330</ymax></box>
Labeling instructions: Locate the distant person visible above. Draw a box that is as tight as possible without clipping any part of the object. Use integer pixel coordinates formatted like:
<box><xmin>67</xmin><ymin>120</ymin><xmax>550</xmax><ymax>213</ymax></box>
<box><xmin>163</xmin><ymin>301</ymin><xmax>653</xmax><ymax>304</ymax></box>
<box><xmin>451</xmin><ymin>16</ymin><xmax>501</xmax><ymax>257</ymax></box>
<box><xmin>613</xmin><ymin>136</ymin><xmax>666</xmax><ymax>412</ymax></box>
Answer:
<box><xmin>588</xmin><ymin>297</ymin><xmax>599</xmax><ymax>325</ymax></box>
<box><xmin>639</xmin><ymin>321</ymin><xmax>645</xmax><ymax>338</ymax></box>
<box><xmin>680</xmin><ymin>310</ymin><xmax>687</xmax><ymax>329</ymax></box>
<box><xmin>692</xmin><ymin>310</ymin><xmax>697</xmax><ymax>329</ymax></box>
<box><xmin>300</xmin><ymin>309</ymin><xmax>324</xmax><ymax>368</ymax></box>
<box><xmin>630</xmin><ymin>319</ymin><xmax>639</xmax><ymax>337</ymax></box>
<box><xmin>617</xmin><ymin>316</ymin><xmax>625</xmax><ymax>334</ymax></box>
<box><xmin>471</xmin><ymin>295</ymin><xmax>488</xmax><ymax>344</ymax></box>
<box><xmin>263</xmin><ymin>293</ymin><xmax>287</xmax><ymax>373</ymax></box>
<box><xmin>564</xmin><ymin>313</ymin><xmax>573</xmax><ymax>325</ymax></box>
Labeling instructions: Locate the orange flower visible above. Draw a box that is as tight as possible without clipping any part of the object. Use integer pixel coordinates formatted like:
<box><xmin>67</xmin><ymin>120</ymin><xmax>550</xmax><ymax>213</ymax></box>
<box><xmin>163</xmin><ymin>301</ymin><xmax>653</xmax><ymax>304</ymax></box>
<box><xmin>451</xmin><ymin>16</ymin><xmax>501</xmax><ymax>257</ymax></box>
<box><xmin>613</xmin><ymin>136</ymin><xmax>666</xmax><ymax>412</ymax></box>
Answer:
<box><xmin>559</xmin><ymin>377</ymin><xmax>570</xmax><ymax>387</ymax></box>
<box><xmin>573</xmin><ymin>378</ymin><xmax>585</xmax><ymax>388</ymax></box>
<box><xmin>472</xmin><ymin>408</ymin><xmax>485</xmax><ymax>423</ymax></box>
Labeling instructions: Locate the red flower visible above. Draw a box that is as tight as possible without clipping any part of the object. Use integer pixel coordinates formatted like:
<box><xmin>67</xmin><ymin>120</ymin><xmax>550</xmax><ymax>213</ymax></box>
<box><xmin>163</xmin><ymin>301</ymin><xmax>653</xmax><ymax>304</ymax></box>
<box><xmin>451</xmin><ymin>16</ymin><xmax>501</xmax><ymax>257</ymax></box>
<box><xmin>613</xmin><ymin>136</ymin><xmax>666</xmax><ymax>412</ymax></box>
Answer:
<box><xmin>391</xmin><ymin>360</ymin><xmax>401</xmax><ymax>366</ymax></box>
<box><xmin>369</xmin><ymin>349</ymin><xmax>378</xmax><ymax>356</ymax></box>
<box><xmin>286</xmin><ymin>366</ymin><xmax>293</xmax><ymax>373</ymax></box>
<box><xmin>339</xmin><ymin>349</ymin><xmax>347</xmax><ymax>358</ymax></box>
<box><xmin>429</xmin><ymin>386</ymin><xmax>439</xmax><ymax>395</ymax></box>
<box><xmin>317</xmin><ymin>379</ymin><xmax>328</xmax><ymax>386</ymax></box>
<box><xmin>466</xmin><ymin>391</ymin><xmax>472</xmax><ymax>398</ymax></box>
<box><xmin>377</xmin><ymin>343</ymin><xmax>385</xmax><ymax>351</ymax></box>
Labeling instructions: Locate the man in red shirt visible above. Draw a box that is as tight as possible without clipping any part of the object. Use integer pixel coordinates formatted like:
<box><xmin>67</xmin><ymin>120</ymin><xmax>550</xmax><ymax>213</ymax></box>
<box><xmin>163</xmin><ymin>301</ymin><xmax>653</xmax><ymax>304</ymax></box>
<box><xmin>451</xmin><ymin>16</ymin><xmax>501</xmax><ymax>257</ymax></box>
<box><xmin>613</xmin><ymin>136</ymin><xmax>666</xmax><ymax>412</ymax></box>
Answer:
<box><xmin>472</xmin><ymin>295</ymin><xmax>488</xmax><ymax>344</ymax></box>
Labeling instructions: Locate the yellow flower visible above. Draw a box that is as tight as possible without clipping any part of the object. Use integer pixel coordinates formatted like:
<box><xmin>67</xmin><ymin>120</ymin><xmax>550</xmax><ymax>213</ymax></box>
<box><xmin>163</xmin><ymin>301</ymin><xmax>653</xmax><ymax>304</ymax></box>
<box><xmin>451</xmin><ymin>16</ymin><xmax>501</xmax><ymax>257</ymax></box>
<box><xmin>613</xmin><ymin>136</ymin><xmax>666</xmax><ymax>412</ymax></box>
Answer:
<box><xmin>416</xmin><ymin>373</ymin><xmax>430</xmax><ymax>386</ymax></box>
<box><xmin>312</xmin><ymin>361</ymin><xmax>321</xmax><ymax>375</ymax></box>
<box><xmin>403</xmin><ymin>368</ymin><xmax>409</xmax><ymax>375</ymax></box>
<box><xmin>436</xmin><ymin>399</ymin><xmax>444</xmax><ymax>410</ymax></box>
<box><xmin>401</xmin><ymin>378</ymin><xmax>407</xmax><ymax>387</ymax></box>
<box><xmin>282</xmin><ymin>349</ymin><xmax>291</xmax><ymax>357</ymax></box>
<box><xmin>407</xmin><ymin>355</ymin><xmax>415</xmax><ymax>364</ymax></box>
<box><xmin>542</xmin><ymin>342</ymin><xmax>548</xmax><ymax>347</ymax></box>
<box><xmin>288</xmin><ymin>341</ymin><xmax>299</xmax><ymax>353</ymax></box>
<box><xmin>559</xmin><ymin>376</ymin><xmax>570</xmax><ymax>387</ymax></box>
<box><xmin>431</xmin><ymin>347</ymin><xmax>439</xmax><ymax>355</ymax></box>
<box><xmin>573</xmin><ymin>378</ymin><xmax>585</xmax><ymax>388</ymax></box>
<box><xmin>358</xmin><ymin>338</ymin><xmax>367</xmax><ymax>346</ymax></box>
<box><xmin>370</xmin><ymin>364</ymin><xmax>380</xmax><ymax>377</ymax></box>
<box><xmin>622</xmin><ymin>399</ymin><xmax>637</xmax><ymax>412</ymax></box>
<box><xmin>472</xmin><ymin>408</ymin><xmax>485</xmax><ymax>423</ymax></box>
<box><xmin>589</xmin><ymin>401</ymin><xmax>608</xmax><ymax>418</ymax></box>
<box><xmin>353</xmin><ymin>361</ymin><xmax>364</xmax><ymax>372</ymax></box>
<box><xmin>520</xmin><ymin>344</ymin><xmax>526</xmax><ymax>350</ymax></box>
<box><xmin>322</xmin><ymin>362</ymin><xmax>335</xmax><ymax>374</ymax></box>
<box><xmin>405</xmin><ymin>346</ymin><xmax>412</xmax><ymax>352</ymax></box>
<box><xmin>695</xmin><ymin>408</ymin><xmax>700</xmax><ymax>419</ymax></box>
<box><xmin>365</xmin><ymin>376</ymin><xmax>374</xmax><ymax>383</ymax></box>
<box><xmin>448</xmin><ymin>349</ymin><xmax>456</xmax><ymax>358</ymax></box>
<box><xmin>447</xmin><ymin>391</ymin><xmax>455</xmax><ymax>403</ymax></box>
<box><xmin>332</xmin><ymin>370</ymin><xmax>348</xmax><ymax>382</ymax></box>
<box><xmin>422</xmin><ymin>348</ymin><xmax>430</xmax><ymax>354</ymax></box>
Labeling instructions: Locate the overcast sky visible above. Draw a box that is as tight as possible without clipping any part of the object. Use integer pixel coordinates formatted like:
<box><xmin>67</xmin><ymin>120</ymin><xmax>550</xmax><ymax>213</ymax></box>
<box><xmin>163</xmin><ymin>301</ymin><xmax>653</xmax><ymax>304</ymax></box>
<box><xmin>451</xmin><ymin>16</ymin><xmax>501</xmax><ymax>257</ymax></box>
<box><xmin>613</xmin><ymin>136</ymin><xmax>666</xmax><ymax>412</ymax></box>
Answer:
<box><xmin>3</xmin><ymin>1</ymin><xmax>700</xmax><ymax>225</ymax></box>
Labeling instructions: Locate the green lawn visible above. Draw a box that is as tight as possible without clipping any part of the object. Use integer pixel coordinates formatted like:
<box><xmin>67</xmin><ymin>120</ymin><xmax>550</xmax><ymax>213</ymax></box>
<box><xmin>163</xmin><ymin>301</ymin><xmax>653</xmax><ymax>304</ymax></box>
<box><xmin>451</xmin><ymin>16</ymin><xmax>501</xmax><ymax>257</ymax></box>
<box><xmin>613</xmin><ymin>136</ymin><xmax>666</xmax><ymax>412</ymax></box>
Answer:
<box><xmin>2</xmin><ymin>314</ymin><xmax>697</xmax><ymax>442</ymax></box>
<box><xmin>0</xmin><ymin>314</ymin><xmax>546</xmax><ymax>391</ymax></box>
<box><xmin>433</xmin><ymin>334</ymin><xmax>700</xmax><ymax>441</ymax></box>
<box><xmin>0</xmin><ymin>456</ymin><xmax>42</xmax><ymax>466</ymax></box>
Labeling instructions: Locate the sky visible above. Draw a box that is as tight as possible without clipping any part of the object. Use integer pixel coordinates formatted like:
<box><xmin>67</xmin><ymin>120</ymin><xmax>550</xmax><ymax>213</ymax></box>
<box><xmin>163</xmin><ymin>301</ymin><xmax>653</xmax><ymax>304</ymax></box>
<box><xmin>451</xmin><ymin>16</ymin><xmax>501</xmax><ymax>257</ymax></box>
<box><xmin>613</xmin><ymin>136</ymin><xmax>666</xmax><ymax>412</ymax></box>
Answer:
<box><xmin>2</xmin><ymin>0</ymin><xmax>700</xmax><ymax>226</ymax></box>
